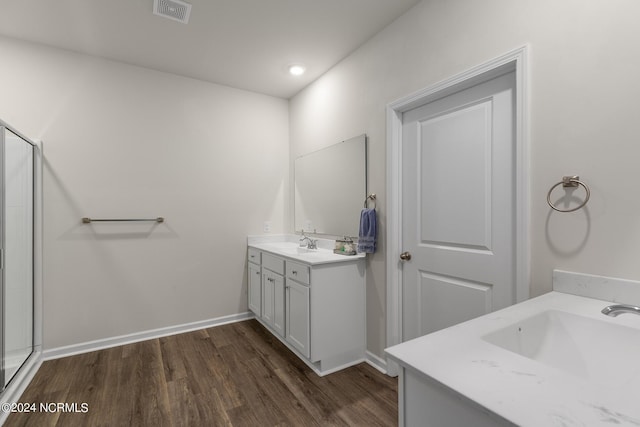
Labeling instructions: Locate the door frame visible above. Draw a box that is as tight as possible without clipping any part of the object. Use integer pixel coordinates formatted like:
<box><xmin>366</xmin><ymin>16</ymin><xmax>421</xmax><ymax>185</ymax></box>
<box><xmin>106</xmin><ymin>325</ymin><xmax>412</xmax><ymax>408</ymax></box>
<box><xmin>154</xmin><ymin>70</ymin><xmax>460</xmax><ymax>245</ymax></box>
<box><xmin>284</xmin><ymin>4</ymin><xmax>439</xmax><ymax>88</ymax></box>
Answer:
<box><xmin>385</xmin><ymin>46</ymin><xmax>530</xmax><ymax>376</ymax></box>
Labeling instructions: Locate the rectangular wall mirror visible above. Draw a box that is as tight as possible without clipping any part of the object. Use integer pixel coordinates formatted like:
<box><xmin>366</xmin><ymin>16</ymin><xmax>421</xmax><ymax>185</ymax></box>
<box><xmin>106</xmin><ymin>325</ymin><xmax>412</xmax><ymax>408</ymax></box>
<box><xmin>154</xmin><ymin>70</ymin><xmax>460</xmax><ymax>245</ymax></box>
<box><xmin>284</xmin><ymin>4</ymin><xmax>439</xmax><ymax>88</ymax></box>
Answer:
<box><xmin>294</xmin><ymin>134</ymin><xmax>367</xmax><ymax>237</ymax></box>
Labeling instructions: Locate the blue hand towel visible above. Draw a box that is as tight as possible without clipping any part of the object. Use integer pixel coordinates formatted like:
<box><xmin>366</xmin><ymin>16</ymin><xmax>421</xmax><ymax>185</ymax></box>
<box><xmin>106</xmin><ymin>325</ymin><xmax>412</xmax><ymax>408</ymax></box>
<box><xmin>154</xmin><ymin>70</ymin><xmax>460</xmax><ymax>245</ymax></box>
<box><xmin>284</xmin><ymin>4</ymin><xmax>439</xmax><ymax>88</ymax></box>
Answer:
<box><xmin>358</xmin><ymin>208</ymin><xmax>377</xmax><ymax>254</ymax></box>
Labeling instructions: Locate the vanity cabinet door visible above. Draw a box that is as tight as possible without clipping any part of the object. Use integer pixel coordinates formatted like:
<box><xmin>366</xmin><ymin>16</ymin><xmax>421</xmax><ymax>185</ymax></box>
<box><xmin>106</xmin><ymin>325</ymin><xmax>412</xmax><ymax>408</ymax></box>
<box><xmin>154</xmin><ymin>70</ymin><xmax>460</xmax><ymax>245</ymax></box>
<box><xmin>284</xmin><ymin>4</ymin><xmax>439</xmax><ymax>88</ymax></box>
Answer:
<box><xmin>262</xmin><ymin>271</ymin><xmax>275</xmax><ymax>326</ymax></box>
<box><xmin>262</xmin><ymin>270</ymin><xmax>285</xmax><ymax>337</ymax></box>
<box><xmin>286</xmin><ymin>280</ymin><xmax>310</xmax><ymax>358</ymax></box>
<box><xmin>272</xmin><ymin>274</ymin><xmax>285</xmax><ymax>337</ymax></box>
<box><xmin>248</xmin><ymin>262</ymin><xmax>261</xmax><ymax>316</ymax></box>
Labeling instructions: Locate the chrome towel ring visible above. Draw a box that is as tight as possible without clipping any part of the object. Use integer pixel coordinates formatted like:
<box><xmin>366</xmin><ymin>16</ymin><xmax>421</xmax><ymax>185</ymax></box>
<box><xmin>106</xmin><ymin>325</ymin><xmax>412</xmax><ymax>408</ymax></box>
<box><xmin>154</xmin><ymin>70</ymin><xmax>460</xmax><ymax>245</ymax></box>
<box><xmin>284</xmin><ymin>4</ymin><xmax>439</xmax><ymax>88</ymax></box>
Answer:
<box><xmin>547</xmin><ymin>176</ymin><xmax>590</xmax><ymax>213</ymax></box>
<box><xmin>364</xmin><ymin>193</ymin><xmax>377</xmax><ymax>209</ymax></box>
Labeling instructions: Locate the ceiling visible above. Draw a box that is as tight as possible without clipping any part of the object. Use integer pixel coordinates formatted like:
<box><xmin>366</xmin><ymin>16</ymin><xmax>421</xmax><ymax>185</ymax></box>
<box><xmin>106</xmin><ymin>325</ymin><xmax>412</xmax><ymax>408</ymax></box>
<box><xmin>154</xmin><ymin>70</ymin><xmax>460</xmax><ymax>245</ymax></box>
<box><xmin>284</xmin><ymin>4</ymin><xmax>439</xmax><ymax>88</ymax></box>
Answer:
<box><xmin>0</xmin><ymin>0</ymin><xmax>421</xmax><ymax>98</ymax></box>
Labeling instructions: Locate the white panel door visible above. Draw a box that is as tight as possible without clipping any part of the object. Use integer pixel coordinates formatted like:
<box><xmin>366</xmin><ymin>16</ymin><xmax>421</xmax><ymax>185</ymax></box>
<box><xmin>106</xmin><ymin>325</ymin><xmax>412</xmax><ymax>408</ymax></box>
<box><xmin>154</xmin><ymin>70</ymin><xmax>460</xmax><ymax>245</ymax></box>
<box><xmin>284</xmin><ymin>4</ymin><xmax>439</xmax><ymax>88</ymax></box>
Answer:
<box><xmin>401</xmin><ymin>71</ymin><xmax>516</xmax><ymax>341</ymax></box>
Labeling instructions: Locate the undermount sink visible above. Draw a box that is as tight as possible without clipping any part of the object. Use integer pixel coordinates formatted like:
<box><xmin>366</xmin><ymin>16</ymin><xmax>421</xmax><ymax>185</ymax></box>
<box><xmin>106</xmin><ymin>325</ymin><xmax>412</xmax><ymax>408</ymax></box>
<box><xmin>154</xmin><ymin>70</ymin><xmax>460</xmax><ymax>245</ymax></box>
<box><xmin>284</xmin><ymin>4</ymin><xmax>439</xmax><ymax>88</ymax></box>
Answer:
<box><xmin>257</xmin><ymin>241</ymin><xmax>329</xmax><ymax>258</ymax></box>
<box><xmin>482</xmin><ymin>310</ymin><xmax>640</xmax><ymax>388</ymax></box>
<box><xmin>278</xmin><ymin>246</ymin><xmax>321</xmax><ymax>255</ymax></box>
<box><xmin>260</xmin><ymin>242</ymin><xmax>320</xmax><ymax>253</ymax></box>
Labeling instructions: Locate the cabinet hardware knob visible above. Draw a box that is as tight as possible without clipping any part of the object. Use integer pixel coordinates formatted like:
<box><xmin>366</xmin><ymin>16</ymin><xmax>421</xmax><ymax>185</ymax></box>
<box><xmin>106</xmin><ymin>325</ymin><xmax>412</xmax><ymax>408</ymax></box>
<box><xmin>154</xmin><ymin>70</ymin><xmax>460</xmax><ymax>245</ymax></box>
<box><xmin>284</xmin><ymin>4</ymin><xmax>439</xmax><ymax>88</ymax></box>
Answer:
<box><xmin>292</xmin><ymin>271</ymin><xmax>298</xmax><ymax>275</ymax></box>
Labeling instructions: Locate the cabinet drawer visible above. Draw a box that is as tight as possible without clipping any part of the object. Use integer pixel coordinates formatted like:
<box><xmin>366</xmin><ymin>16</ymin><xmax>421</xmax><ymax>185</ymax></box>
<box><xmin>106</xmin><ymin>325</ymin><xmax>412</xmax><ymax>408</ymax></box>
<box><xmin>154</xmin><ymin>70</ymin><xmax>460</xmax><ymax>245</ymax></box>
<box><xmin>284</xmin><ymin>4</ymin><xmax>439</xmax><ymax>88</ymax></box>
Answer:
<box><xmin>262</xmin><ymin>253</ymin><xmax>284</xmax><ymax>274</ymax></box>
<box><xmin>286</xmin><ymin>261</ymin><xmax>310</xmax><ymax>285</ymax></box>
<box><xmin>248</xmin><ymin>247</ymin><xmax>261</xmax><ymax>265</ymax></box>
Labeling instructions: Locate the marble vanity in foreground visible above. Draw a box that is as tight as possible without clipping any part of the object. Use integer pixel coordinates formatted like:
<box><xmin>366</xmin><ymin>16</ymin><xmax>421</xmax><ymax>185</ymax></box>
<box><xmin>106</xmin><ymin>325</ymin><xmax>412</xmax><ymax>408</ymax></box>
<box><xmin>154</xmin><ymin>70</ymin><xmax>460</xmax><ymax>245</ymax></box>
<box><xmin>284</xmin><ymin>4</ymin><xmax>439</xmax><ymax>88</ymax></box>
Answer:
<box><xmin>385</xmin><ymin>270</ymin><xmax>640</xmax><ymax>427</ymax></box>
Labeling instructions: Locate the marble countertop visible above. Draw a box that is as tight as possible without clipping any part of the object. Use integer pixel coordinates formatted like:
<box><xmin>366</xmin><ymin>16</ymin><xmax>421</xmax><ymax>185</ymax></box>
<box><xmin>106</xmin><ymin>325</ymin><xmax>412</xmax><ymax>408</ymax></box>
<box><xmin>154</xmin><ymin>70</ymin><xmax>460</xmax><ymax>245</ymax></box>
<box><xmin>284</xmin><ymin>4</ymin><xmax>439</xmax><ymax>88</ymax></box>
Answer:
<box><xmin>248</xmin><ymin>234</ymin><xmax>365</xmax><ymax>265</ymax></box>
<box><xmin>385</xmin><ymin>291</ymin><xmax>640</xmax><ymax>426</ymax></box>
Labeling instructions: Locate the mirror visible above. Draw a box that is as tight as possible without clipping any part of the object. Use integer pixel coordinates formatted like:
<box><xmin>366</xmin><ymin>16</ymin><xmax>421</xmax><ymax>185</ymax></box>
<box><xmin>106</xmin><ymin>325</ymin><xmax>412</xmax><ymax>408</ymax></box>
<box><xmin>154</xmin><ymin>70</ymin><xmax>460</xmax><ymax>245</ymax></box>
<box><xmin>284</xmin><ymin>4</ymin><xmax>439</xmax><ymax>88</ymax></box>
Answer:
<box><xmin>294</xmin><ymin>134</ymin><xmax>367</xmax><ymax>237</ymax></box>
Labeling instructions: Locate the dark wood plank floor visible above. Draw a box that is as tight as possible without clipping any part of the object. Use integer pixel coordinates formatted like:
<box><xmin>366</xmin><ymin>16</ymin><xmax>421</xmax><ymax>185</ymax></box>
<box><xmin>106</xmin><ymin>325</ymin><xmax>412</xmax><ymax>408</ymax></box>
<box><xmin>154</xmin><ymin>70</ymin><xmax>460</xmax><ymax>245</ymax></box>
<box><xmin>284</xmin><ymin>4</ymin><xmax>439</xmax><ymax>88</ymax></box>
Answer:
<box><xmin>5</xmin><ymin>320</ymin><xmax>398</xmax><ymax>426</ymax></box>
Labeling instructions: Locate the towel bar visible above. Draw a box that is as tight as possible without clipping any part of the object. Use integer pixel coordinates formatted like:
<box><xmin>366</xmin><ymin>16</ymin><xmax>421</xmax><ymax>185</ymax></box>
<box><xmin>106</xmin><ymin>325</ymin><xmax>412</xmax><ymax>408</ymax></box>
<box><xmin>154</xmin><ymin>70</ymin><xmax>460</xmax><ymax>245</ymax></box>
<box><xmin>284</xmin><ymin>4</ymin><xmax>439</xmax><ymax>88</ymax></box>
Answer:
<box><xmin>82</xmin><ymin>217</ymin><xmax>164</xmax><ymax>224</ymax></box>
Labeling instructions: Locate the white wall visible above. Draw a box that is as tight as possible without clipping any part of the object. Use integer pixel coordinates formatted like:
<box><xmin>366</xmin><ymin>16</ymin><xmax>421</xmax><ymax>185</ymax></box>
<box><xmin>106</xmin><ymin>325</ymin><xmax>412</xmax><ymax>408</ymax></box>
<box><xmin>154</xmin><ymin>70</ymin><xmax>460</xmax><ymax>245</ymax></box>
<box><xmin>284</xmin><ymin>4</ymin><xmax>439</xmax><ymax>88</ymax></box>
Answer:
<box><xmin>0</xmin><ymin>36</ymin><xmax>289</xmax><ymax>350</ymax></box>
<box><xmin>290</xmin><ymin>0</ymin><xmax>640</xmax><ymax>357</ymax></box>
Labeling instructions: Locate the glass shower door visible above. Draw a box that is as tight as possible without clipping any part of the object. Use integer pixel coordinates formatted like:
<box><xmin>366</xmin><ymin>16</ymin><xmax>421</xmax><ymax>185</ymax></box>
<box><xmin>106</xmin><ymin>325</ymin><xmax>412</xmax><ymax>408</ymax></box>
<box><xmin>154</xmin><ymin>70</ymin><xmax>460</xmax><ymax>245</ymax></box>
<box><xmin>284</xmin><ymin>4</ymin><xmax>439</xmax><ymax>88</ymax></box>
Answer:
<box><xmin>1</xmin><ymin>127</ymin><xmax>34</xmax><ymax>388</ymax></box>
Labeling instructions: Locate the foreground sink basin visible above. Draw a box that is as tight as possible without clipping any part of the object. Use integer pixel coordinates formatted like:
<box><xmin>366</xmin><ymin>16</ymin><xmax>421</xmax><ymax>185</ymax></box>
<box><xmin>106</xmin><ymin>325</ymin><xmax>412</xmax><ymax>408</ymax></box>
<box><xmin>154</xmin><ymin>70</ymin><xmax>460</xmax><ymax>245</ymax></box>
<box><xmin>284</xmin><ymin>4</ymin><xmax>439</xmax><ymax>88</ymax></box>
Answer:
<box><xmin>482</xmin><ymin>310</ymin><xmax>640</xmax><ymax>387</ymax></box>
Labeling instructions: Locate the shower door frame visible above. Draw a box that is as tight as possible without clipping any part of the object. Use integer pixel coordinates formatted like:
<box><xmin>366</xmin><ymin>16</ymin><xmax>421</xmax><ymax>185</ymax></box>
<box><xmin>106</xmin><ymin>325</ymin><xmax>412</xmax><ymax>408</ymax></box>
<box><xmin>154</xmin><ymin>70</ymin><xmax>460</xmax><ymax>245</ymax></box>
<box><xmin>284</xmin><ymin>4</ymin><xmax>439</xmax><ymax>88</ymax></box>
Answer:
<box><xmin>0</xmin><ymin>119</ymin><xmax>42</xmax><ymax>405</ymax></box>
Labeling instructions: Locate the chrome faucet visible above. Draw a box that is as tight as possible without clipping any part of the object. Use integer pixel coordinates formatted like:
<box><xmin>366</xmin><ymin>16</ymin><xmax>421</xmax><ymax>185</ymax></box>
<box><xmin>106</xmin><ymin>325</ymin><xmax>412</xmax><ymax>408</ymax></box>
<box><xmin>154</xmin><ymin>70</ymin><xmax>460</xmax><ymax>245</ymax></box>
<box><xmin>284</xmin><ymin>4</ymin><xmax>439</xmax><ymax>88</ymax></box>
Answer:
<box><xmin>299</xmin><ymin>231</ymin><xmax>308</xmax><ymax>247</ymax></box>
<box><xmin>299</xmin><ymin>231</ymin><xmax>318</xmax><ymax>249</ymax></box>
<box><xmin>601</xmin><ymin>304</ymin><xmax>640</xmax><ymax>317</ymax></box>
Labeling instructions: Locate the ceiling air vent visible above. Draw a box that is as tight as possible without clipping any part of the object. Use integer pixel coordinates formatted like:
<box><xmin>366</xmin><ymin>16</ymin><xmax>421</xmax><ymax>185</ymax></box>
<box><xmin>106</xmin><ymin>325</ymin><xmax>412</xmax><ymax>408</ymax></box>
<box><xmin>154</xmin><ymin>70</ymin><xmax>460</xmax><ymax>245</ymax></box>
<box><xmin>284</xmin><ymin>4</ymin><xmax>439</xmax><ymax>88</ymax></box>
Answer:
<box><xmin>153</xmin><ymin>0</ymin><xmax>192</xmax><ymax>24</ymax></box>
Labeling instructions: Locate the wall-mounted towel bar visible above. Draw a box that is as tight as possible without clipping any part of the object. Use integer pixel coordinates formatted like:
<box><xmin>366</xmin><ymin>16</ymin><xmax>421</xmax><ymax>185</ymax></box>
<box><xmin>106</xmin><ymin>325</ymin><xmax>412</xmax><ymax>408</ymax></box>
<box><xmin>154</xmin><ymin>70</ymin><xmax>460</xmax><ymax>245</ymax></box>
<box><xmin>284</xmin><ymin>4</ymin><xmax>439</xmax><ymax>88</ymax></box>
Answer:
<box><xmin>364</xmin><ymin>193</ymin><xmax>377</xmax><ymax>209</ymax></box>
<box><xmin>82</xmin><ymin>217</ymin><xmax>164</xmax><ymax>224</ymax></box>
<box><xmin>547</xmin><ymin>175</ymin><xmax>590</xmax><ymax>213</ymax></box>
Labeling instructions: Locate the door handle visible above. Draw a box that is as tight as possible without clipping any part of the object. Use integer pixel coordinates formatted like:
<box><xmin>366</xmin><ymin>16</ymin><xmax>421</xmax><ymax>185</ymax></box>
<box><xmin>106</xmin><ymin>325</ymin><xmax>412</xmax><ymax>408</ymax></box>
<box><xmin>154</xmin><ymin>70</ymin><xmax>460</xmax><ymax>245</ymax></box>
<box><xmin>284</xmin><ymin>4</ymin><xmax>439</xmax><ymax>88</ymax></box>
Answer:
<box><xmin>400</xmin><ymin>251</ymin><xmax>412</xmax><ymax>261</ymax></box>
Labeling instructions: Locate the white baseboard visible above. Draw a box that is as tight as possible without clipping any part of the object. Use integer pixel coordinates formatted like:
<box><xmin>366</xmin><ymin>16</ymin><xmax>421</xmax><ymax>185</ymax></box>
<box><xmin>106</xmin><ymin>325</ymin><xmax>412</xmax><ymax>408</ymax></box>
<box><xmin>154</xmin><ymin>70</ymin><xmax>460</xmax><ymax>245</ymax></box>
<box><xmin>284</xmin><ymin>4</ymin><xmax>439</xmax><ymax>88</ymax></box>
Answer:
<box><xmin>365</xmin><ymin>350</ymin><xmax>389</xmax><ymax>375</ymax></box>
<box><xmin>43</xmin><ymin>312</ymin><xmax>254</xmax><ymax>361</ymax></box>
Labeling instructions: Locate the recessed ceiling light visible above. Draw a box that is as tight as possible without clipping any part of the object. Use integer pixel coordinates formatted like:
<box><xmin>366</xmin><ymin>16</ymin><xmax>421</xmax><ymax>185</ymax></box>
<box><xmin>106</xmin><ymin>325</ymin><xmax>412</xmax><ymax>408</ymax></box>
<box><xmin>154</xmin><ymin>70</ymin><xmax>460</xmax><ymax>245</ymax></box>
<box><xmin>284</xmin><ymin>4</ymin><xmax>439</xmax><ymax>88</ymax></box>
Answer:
<box><xmin>288</xmin><ymin>64</ymin><xmax>306</xmax><ymax>76</ymax></box>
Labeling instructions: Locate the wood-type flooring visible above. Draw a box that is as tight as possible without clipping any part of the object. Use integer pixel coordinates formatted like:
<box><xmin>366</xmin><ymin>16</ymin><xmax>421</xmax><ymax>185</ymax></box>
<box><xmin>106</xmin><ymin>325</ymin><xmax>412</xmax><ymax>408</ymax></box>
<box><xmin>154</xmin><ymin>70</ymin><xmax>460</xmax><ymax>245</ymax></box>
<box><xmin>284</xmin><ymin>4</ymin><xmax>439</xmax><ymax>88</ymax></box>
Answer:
<box><xmin>5</xmin><ymin>319</ymin><xmax>397</xmax><ymax>426</ymax></box>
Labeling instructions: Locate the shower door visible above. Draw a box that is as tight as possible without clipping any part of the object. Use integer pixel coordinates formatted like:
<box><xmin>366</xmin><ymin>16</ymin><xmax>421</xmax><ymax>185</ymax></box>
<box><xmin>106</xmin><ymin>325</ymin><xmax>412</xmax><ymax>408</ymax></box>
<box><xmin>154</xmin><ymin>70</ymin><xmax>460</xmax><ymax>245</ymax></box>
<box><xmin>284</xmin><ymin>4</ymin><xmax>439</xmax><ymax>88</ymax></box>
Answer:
<box><xmin>0</xmin><ymin>127</ymin><xmax>34</xmax><ymax>389</ymax></box>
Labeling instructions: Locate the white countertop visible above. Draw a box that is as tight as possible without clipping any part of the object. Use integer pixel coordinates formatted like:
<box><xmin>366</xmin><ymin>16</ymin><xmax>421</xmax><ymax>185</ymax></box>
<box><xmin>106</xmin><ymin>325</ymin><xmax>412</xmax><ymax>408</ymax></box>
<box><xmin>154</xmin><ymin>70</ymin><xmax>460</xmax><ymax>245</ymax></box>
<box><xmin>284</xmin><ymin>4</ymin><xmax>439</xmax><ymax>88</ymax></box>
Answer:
<box><xmin>248</xmin><ymin>234</ymin><xmax>365</xmax><ymax>265</ymax></box>
<box><xmin>385</xmin><ymin>291</ymin><xmax>640</xmax><ymax>427</ymax></box>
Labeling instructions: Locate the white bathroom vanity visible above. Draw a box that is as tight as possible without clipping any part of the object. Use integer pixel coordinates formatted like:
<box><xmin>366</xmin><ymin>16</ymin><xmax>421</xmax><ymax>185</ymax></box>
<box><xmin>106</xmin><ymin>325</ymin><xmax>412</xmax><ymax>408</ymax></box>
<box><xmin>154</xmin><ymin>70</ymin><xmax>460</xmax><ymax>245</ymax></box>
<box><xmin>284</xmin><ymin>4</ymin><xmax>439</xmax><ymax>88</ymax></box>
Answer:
<box><xmin>247</xmin><ymin>235</ymin><xmax>366</xmax><ymax>376</ymax></box>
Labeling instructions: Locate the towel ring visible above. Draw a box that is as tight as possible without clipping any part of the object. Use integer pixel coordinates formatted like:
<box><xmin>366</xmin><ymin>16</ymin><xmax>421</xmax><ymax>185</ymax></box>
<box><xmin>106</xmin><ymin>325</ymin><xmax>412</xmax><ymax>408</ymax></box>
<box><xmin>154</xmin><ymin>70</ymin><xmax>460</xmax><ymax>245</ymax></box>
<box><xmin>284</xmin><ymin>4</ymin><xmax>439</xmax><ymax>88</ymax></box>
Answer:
<box><xmin>547</xmin><ymin>176</ymin><xmax>590</xmax><ymax>213</ymax></box>
<box><xmin>364</xmin><ymin>193</ymin><xmax>377</xmax><ymax>209</ymax></box>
